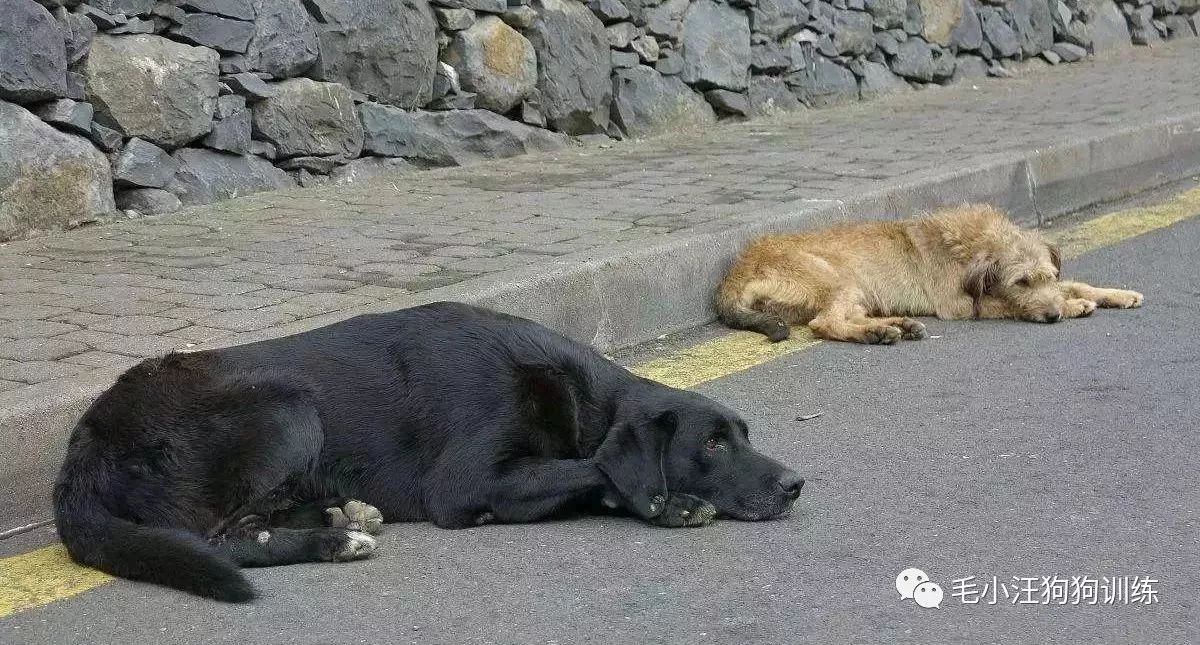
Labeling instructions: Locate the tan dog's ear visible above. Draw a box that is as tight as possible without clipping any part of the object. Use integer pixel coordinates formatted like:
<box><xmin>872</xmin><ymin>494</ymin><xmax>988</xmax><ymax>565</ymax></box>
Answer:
<box><xmin>963</xmin><ymin>258</ymin><xmax>1000</xmax><ymax>318</ymax></box>
<box><xmin>1047</xmin><ymin>242</ymin><xmax>1062</xmax><ymax>274</ymax></box>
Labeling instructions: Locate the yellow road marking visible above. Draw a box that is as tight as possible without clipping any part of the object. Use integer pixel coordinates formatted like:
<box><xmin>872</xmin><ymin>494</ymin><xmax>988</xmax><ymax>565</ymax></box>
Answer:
<box><xmin>1046</xmin><ymin>186</ymin><xmax>1200</xmax><ymax>258</ymax></box>
<box><xmin>0</xmin><ymin>545</ymin><xmax>110</xmax><ymax>619</ymax></box>
<box><xmin>630</xmin><ymin>329</ymin><xmax>821</xmax><ymax>389</ymax></box>
<box><xmin>2</xmin><ymin>187</ymin><xmax>1198</xmax><ymax>619</ymax></box>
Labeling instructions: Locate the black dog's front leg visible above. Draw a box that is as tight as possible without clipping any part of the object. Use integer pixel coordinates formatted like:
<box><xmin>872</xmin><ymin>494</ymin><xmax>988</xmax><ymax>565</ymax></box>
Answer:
<box><xmin>645</xmin><ymin>493</ymin><xmax>718</xmax><ymax>528</ymax></box>
<box><xmin>483</xmin><ymin>458</ymin><xmax>609</xmax><ymax>525</ymax></box>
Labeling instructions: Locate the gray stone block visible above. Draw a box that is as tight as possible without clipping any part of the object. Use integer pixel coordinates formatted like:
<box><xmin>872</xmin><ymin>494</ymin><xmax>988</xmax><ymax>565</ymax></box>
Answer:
<box><xmin>165</xmin><ymin>147</ymin><xmax>295</xmax><ymax>204</ymax></box>
<box><xmin>436</xmin><ymin>6</ymin><xmax>476</xmax><ymax>29</ymax></box>
<box><xmin>251</xmin><ymin>78</ymin><xmax>364</xmax><ymax>159</ymax></box>
<box><xmin>980</xmin><ymin>7</ymin><xmax>1021</xmax><ymax>57</ymax></box>
<box><xmin>245</xmin><ymin>0</ymin><xmax>320</xmax><ymax>78</ymax></box>
<box><xmin>87</xmin><ymin>0</ymin><xmax>154</xmax><ymax>15</ymax></box>
<box><xmin>0</xmin><ymin>101</ymin><xmax>114</xmax><ymax>239</ymax></box>
<box><xmin>223</xmin><ymin>71</ymin><xmax>276</xmax><ymax>100</ymax></box>
<box><xmin>588</xmin><ymin>0</ymin><xmax>630</xmax><ymax>22</ymax></box>
<box><xmin>0</xmin><ymin>0</ymin><xmax>68</xmax><ymax>104</ymax></box>
<box><xmin>85</xmin><ymin>35</ymin><xmax>219</xmax><ymax>148</ymax></box>
<box><xmin>359</xmin><ymin>103</ymin><xmax>567</xmax><ymax>166</ymax></box>
<box><xmin>612</xmin><ymin>49</ymin><xmax>640</xmax><ymax>68</ymax></box>
<box><xmin>88</xmin><ymin>121</ymin><xmax>124</xmax><ymax>152</ymax></box>
<box><xmin>679</xmin><ymin>0</ymin><xmax>751</xmax><ymax>91</ymax></box>
<box><xmin>306</xmin><ymin>0</ymin><xmax>438</xmax><ymax>109</ymax></box>
<box><xmin>431</xmin><ymin>0</ymin><xmax>506</xmax><ymax>11</ymax></box>
<box><xmin>632</xmin><ymin>35</ymin><xmax>660</xmax><ymax>62</ymax></box>
<box><xmin>179</xmin><ymin>0</ymin><xmax>254</xmax><ymax>19</ymax></box>
<box><xmin>34</xmin><ymin>98</ymin><xmax>93</xmax><ymax>135</ymax></box>
<box><xmin>54</xmin><ymin>7</ymin><xmax>96</xmax><ymax>65</ymax></box>
<box><xmin>443</xmin><ymin>16</ymin><xmax>537</xmax><ymax>113</ymax></box>
<box><xmin>890</xmin><ymin>36</ymin><xmax>934</xmax><ymax>80</ymax></box>
<box><xmin>747</xmin><ymin>75</ymin><xmax>804</xmax><ymax>115</ymax></box>
<box><xmin>113</xmin><ymin>138</ymin><xmax>177</xmax><ymax>188</ymax></box>
<box><xmin>950</xmin><ymin>0</ymin><xmax>983</xmax><ymax>50</ymax></box>
<box><xmin>115</xmin><ymin>187</ymin><xmax>182</xmax><ymax>214</ymax></box>
<box><xmin>1051</xmin><ymin>41</ymin><xmax>1087</xmax><ymax>61</ymax></box>
<box><xmin>610</xmin><ymin>65</ymin><xmax>717</xmax><ymax>137</ymax></box>
<box><xmin>204</xmin><ymin>105</ymin><xmax>252</xmax><ymax>153</ymax></box>
<box><xmin>170</xmin><ymin>13</ymin><xmax>255</xmax><ymax>53</ymax></box>
<box><xmin>499</xmin><ymin>6</ymin><xmax>536</xmax><ymax>28</ymax></box>
<box><xmin>789</xmin><ymin>55</ymin><xmax>859</xmax><ymax>107</ymax></box>
<box><xmin>703</xmin><ymin>88</ymin><xmax>750</xmax><ymax>116</ymax></box>
<box><xmin>526</xmin><ymin>0</ymin><xmax>612</xmax><ymax>134</ymax></box>
<box><xmin>866</xmin><ymin>0</ymin><xmax>906</xmax><ymax>28</ymax></box>
<box><xmin>750</xmin><ymin>0</ymin><xmax>809</xmax><ymax>37</ymax></box>
<box><xmin>858</xmin><ymin>60</ymin><xmax>911</xmax><ymax>98</ymax></box>
<box><xmin>830</xmin><ymin>9</ymin><xmax>874</xmax><ymax>54</ymax></box>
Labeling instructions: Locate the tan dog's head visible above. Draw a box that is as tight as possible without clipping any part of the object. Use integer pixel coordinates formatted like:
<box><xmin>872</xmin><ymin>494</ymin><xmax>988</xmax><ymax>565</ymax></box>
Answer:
<box><xmin>963</xmin><ymin>228</ymin><xmax>1064</xmax><ymax>322</ymax></box>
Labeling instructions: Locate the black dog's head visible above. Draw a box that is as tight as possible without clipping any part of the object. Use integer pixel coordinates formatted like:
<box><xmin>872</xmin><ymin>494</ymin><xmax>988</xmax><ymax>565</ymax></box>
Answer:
<box><xmin>596</xmin><ymin>385</ymin><xmax>803</xmax><ymax>522</ymax></box>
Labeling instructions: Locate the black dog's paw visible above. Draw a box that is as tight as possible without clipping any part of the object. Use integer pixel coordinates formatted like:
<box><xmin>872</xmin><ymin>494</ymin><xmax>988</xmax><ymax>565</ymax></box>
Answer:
<box><xmin>324</xmin><ymin>499</ymin><xmax>384</xmax><ymax>534</ymax></box>
<box><xmin>317</xmin><ymin>529</ymin><xmax>378</xmax><ymax>562</ymax></box>
<box><xmin>648</xmin><ymin>493</ymin><xmax>717</xmax><ymax>528</ymax></box>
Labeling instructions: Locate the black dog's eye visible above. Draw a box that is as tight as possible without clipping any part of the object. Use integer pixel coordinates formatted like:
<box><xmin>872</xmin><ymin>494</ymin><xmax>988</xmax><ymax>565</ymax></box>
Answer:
<box><xmin>705</xmin><ymin>437</ymin><xmax>723</xmax><ymax>451</ymax></box>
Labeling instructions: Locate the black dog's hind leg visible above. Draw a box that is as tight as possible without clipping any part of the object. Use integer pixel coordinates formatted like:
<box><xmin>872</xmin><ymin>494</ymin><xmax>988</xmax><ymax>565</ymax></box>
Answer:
<box><xmin>212</xmin><ymin>515</ymin><xmax>376</xmax><ymax>567</ymax></box>
<box><xmin>271</xmin><ymin>498</ymin><xmax>385</xmax><ymax>534</ymax></box>
<box><xmin>200</xmin><ymin>385</ymin><xmax>380</xmax><ymax>567</ymax></box>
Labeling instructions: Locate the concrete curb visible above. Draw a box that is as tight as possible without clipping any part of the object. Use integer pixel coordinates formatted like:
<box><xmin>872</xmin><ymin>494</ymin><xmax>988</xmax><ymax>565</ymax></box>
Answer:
<box><xmin>4</xmin><ymin>111</ymin><xmax>1200</xmax><ymax>535</ymax></box>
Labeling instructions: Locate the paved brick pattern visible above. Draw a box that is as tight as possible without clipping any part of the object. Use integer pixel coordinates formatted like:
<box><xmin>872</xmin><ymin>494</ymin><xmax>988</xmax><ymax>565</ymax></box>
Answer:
<box><xmin>1</xmin><ymin>43</ymin><xmax>1199</xmax><ymax>396</ymax></box>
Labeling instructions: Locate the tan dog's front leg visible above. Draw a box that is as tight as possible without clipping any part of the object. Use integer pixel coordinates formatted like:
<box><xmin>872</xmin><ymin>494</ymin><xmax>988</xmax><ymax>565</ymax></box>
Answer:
<box><xmin>1058</xmin><ymin>281</ymin><xmax>1144</xmax><ymax>309</ymax></box>
<box><xmin>1060</xmin><ymin>298</ymin><xmax>1097</xmax><ymax>319</ymax></box>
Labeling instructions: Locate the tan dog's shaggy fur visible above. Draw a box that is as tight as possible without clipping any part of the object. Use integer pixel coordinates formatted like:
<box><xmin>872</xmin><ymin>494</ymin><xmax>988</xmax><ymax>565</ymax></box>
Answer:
<box><xmin>716</xmin><ymin>204</ymin><xmax>1144</xmax><ymax>343</ymax></box>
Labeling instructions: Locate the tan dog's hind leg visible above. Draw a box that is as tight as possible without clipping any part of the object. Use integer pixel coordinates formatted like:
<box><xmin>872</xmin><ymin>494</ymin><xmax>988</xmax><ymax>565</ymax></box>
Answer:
<box><xmin>1058</xmin><ymin>281</ymin><xmax>1144</xmax><ymax>309</ymax></box>
<box><xmin>807</xmin><ymin>290</ymin><xmax>925</xmax><ymax>344</ymax></box>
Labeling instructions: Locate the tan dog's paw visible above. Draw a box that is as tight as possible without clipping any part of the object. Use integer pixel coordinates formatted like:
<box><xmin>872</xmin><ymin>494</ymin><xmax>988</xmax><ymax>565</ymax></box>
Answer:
<box><xmin>325</xmin><ymin>500</ymin><xmax>384</xmax><ymax>534</ymax></box>
<box><xmin>862</xmin><ymin>326</ymin><xmax>903</xmax><ymax>345</ymax></box>
<box><xmin>1097</xmin><ymin>289</ymin><xmax>1143</xmax><ymax>309</ymax></box>
<box><xmin>1062</xmin><ymin>299</ymin><xmax>1097</xmax><ymax>319</ymax></box>
<box><xmin>896</xmin><ymin>319</ymin><xmax>928</xmax><ymax>340</ymax></box>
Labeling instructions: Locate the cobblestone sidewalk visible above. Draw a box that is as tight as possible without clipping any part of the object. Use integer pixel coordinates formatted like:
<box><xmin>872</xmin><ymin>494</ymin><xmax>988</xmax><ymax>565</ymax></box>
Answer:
<box><xmin>1</xmin><ymin>42</ymin><xmax>1198</xmax><ymax>398</ymax></box>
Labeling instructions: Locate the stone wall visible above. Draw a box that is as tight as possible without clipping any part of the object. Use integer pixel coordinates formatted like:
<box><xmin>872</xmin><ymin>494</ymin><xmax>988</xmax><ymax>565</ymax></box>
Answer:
<box><xmin>1</xmin><ymin>0</ymin><xmax>1198</xmax><ymax>239</ymax></box>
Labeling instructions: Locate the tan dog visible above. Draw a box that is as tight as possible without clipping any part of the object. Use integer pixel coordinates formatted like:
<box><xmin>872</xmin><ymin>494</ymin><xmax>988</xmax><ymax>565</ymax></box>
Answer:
<box><xmin>716</xmin><ymin>204</ymin><xmax>1143</xmax><ymax>343</ymax></box>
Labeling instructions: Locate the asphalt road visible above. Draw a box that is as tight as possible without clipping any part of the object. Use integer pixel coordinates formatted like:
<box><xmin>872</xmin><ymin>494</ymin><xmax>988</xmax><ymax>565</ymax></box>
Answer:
<box><xmin>2</xmin><ymin>213</ymin><xmax>1198</xmax><ymax>644</ymax></box>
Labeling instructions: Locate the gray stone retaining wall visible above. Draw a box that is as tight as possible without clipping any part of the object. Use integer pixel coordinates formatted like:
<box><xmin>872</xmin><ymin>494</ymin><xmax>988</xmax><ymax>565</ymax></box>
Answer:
<box><xmin>1</xmin><ymin>0</ymin><xmax>1197</xmax><ymax>240</ymax></box>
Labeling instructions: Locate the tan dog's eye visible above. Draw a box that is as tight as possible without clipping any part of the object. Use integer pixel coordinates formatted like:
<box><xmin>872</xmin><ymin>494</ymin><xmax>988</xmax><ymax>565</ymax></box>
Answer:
<box><xmin>1016</xmin><ymin>278</ymin><xmax>1031</xmax><ymax>287</ymax></box>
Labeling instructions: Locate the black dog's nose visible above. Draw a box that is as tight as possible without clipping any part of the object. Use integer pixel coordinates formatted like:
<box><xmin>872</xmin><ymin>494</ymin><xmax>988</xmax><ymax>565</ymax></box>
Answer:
<box><xmin>778</xmin><ymin>473</ymin><xmax>804</xmax><ymax>499</ymax></box>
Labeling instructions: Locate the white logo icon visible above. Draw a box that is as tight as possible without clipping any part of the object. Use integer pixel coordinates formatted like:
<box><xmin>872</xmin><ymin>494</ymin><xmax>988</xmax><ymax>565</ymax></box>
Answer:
<box><xmin>913</xmin><ymin>581</ymin><xmax>944</xmax><ymax>609</ymax></box>
<box><xmin>896</xmin><ymin>567</ymin><xmax>942</xmax><ymax>609</ymax></box>
<box><xmin>896</xmin><ymin>567</ymin><xmax>929</xmax><ymax>600</ymax></box>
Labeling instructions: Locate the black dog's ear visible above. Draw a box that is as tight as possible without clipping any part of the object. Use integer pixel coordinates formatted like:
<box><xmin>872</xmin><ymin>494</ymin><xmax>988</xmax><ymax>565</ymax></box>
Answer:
<box><xmin>593</xmin><ymin>411</ymin><xmax>677</xmax><ymax>519</ymax></box>
<box><xmin>963</xmin><ymin>257</ymin><xmax>1000</xmax><ymax>318</ymax></box>
<box><xmin>1047</xmin><ymin>242</ymin><xmax>1063</xmax><ymax>273</ymax></box>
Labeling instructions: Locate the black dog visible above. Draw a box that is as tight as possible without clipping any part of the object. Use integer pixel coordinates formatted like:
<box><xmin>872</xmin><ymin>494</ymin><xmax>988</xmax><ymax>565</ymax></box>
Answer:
<box><xmin>55</xmin><ymin>302</ymin><xmax>803</xmax><ymax>602</ymax></box>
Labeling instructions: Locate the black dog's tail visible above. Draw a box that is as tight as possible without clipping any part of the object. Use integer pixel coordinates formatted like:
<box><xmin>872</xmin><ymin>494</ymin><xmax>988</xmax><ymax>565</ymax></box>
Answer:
<box><xmin>715</xmin><ymin>283</ymin><xmax>791</xmax><ymax>342</ymax></box>
<box><xmin>54</xmin><ymin>459</ymin><xmax>255</xmax><ymax>603</ymax></box>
